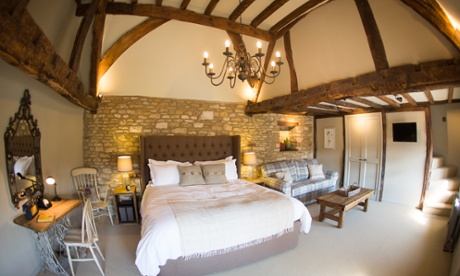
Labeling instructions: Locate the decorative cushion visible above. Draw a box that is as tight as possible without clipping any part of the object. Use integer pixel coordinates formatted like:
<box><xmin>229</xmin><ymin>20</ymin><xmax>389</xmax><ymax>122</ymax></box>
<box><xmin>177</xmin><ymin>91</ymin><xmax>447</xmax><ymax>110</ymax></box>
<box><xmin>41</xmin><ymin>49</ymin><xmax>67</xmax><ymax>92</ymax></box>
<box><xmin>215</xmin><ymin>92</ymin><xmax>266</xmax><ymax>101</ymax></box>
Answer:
<box><xmin>261</xmin><ymin>160</ymin><xmax>297</xmax><ymax>181</ymax></box>
<box><xmin>308</xmin><ymin>164</ymin><xmax>325</xmax><ymax>180</ymax></box>
<box><xmin>195</xmin><ymin>159</ymin><xmax>238</xmax><ymax>180</ymax></box>
<box><xmin>178</xmin><ymin>165</ymin><xmax>206</xmax><ymax>186</ymax></box>
<box><xmin>201</xmin><ymin>164</ymin><xmax>228</xmax><ymax>184</ymax></box>
<box><xmin>272</xmin><ymin>170</ymin><xmax>293</xmax><ymax>184</ymax></box>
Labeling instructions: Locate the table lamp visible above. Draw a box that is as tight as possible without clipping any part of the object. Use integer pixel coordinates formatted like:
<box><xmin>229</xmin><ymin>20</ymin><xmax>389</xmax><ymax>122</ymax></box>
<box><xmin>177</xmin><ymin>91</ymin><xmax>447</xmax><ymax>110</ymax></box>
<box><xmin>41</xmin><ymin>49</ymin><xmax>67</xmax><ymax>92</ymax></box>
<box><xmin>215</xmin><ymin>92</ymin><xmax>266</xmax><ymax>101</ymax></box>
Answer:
<box><xmin>117</xmin><ymin>156</ymin><xmax>133</xmax><ymax>188</ymax></box>
<box><xmin>243</xmin><ymin>152</ymin><xmax>257</xmax><ymax>179</ymax></box>
<box><xmin>46</xmin><ymin>176</ymin><xmax>61</xmax><ymax>201</ymax></box>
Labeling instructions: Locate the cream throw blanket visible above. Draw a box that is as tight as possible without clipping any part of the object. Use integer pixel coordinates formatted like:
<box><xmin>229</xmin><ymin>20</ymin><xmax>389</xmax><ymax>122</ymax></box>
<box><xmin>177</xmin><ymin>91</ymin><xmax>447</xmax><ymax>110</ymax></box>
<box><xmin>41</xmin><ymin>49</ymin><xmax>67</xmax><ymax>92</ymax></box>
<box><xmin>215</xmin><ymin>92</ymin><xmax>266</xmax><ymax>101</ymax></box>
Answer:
<box><xmin>169</xmin><ymin>190</ymin><xmax>294</xmax><ymax>259</ymax></box>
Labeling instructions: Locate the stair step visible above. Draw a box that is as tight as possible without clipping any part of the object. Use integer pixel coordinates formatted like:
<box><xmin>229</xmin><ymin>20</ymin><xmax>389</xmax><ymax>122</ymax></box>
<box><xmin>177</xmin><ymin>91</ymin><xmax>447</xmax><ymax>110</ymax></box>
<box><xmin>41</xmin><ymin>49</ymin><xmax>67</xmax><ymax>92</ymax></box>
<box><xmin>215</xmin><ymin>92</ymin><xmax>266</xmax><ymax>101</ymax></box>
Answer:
<box><xmin>429</xmin><ymin>177</ymin><xmax>460</xmax><ymax>192</ymax></box>
<box><xmin>425</xmin><ymin>190</ymin><xmax>456</xmax><ymax>204</ymax></box>
<box><xmin>431</xmin><ymin>156</ymin><xmax>445</xmax><ymax>169</ymax></box>
<box><xmin>430</xmin><ymin>166</ymin><xmax>458</xmax><ymax>181</ymax></box>
<box><xmin>423</xmin><ymin>201</ymin><xmax>452</xmax><ymax>217</ymax></box>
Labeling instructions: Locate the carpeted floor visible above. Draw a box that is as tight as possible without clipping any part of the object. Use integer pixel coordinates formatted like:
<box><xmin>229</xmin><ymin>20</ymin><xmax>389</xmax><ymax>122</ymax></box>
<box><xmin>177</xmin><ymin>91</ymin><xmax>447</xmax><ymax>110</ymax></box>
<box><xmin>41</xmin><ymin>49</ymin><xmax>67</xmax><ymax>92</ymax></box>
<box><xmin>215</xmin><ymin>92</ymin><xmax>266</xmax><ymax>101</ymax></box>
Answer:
<box><xmin>39</xmin><ymin>200</ymin><xmax>452</xmax><ymax>276</ymax></box>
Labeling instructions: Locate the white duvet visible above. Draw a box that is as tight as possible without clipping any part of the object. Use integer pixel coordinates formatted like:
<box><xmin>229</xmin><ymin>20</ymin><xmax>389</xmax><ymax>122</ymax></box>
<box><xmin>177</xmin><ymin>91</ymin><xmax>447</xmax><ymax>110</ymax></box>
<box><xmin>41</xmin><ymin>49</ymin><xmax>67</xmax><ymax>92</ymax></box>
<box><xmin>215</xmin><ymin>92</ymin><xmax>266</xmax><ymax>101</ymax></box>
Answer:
<box><xmin>135</xmin><ymin>179</ymin><xmax>312</xmax><ymax>276</ymax></box>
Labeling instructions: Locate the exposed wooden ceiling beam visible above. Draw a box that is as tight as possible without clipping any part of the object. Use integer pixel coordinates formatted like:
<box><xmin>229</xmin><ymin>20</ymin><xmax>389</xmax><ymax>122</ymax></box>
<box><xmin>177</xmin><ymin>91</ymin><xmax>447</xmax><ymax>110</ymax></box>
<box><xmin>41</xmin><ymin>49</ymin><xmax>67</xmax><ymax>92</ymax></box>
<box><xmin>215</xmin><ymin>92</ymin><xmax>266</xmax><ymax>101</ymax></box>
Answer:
<box><xmin>376</xmin><ymin>95</ymin><xmax>400</xmax><ymax>108</ymax></box>
<box><xmin>90</xmin><ymin>0</ymin><xmax>107</xmax><ymax>98</ymax></box>
<box><xmin>284</xmin><ymin>31</ymin><xmax>298</xmax><ymax>93</ymax></box>
<box><xmin>229</xmin><ymin>0</ymin><xmax>255</xmax><ymax>22</ymax></box>
<box><xmin>270</xmin><ymin>0</ymin><xmax>334</xmax><ymax>34</ymax></box>
<box><xmin>448</xmin><ymin>87</ymin><xmax>454</xmax><ymax>103</ymax></box>
<box><xmin>400</xmin><ymin>0</ymin><xmax>460</xmax><ymax>52</ymax></box>
<box><xmin>354</xmin><ymin>0</ymin><xmax>389</xmax><ymax>71</ymax></box>
<box><xmin>99</xmin><ymin>18</ymin><xmax>169</xmax><ymax>77</ymax></box>
<box><xmin>0</xmin><ymin>0</ymin><xmax>98</xmax><ymax>111</ymax></box>
<box><xmin>424</xmin><ymin>89</ymin><xmax>435</xmax><ymax>104</ymax></box>
<box><xmin>328</xmin><ymin>99</ymin><xmax>373</xmax><ymax>112</ymax></box>
<box><xmin>401</xmin><ymin>93</ymin><xmax>417</xmax><ymax>106</ymax></box>
<box><xmin>99</xmin><ymin>3</ymin><xmax>274</xmax><ymax>41</ymax></box>
<box><xmin>204</xmin><ymin>0</ymin><xmax>220</xmax><ymax>15</ymax></box>
<box><xmin>180</xmin><ymin>0</ymin><xmax>191</xmax><ymax>10</ymax></box>
<box><xmin>246</xmin><ymin>59</ymin><xmax>460</xmax><ymax>115</ymax></box>
<box><xmin>69</xmin><ymin>0</ymin><xmax>98</xmax><ymax>73</ymax></box>
<box><xmin>349</xmin><ymin>97</ymin><xmax>386</xmax><ymax>109</ymax></box>
<box><xmin>251</xmin><ymin>0</ymin><xmax>289</xmax><ymax>28</ymax></box>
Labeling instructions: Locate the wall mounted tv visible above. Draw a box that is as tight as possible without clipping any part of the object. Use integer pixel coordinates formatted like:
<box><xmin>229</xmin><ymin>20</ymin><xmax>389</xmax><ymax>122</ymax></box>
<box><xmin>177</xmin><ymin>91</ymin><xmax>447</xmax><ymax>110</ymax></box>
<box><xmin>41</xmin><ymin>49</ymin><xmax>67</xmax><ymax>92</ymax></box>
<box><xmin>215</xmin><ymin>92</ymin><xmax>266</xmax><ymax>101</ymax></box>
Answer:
<box><xmin>392</xmin><ymin>122</ymin><xmax>417</xmax><ymax>142</ymax></box>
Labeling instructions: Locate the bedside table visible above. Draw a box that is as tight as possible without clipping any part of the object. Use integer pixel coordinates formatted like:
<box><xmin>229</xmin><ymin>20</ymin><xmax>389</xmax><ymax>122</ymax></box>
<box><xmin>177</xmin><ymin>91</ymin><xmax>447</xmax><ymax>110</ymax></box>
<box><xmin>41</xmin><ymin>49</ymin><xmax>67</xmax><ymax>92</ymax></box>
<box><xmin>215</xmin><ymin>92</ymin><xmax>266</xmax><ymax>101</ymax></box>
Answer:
<box><xmin>112</xmin><ymin>185</ymin><xmax>138</xmax><ymax>224</ymax></box>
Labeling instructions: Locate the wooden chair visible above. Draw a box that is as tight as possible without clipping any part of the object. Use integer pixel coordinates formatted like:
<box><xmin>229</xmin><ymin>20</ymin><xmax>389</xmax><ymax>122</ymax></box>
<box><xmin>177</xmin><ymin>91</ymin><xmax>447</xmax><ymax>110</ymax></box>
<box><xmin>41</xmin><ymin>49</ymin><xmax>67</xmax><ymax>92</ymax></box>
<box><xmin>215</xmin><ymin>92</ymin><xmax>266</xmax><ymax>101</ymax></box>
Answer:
<box><xmin>71</xmin><ymin>167</ymin><xmax>114</xmax><ymax>225</ymax></box>
<box><xmin>64</xmin><ymin>198</ymin><xmax>105</xmax><ymax>276</ymax></box>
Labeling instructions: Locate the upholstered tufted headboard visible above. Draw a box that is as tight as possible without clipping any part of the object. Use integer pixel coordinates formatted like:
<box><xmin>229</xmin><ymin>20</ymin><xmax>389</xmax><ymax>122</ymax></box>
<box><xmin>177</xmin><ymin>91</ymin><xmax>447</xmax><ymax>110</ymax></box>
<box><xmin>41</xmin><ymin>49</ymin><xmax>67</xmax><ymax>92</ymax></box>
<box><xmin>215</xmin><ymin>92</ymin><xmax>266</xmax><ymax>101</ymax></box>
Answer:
<box><xmin>140</xmin><ymin>135</ymin><xmax>241</xmax><ymax>189</ymax></box>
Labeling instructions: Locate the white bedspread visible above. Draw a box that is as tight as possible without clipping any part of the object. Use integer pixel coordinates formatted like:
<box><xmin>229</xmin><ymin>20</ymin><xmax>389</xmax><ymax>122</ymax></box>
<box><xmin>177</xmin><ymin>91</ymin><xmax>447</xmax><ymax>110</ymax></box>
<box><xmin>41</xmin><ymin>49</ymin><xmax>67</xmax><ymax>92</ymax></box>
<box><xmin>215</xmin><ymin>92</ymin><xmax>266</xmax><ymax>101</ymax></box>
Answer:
<box><xmin>135</xmin><ymin>179</ymin><xmax>312</xmax><ymax>276</ymax></box>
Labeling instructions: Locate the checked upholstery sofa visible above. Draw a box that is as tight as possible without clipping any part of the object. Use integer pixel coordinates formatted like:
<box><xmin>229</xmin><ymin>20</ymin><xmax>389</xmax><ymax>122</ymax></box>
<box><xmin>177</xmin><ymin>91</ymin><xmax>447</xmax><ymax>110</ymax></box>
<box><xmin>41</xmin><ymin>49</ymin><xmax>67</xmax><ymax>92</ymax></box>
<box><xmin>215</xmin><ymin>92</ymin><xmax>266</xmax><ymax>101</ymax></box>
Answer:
<box><xmin>261</xmin><ymin>159</ymin><xmax>339</xmax><ymax>205</ymax></box>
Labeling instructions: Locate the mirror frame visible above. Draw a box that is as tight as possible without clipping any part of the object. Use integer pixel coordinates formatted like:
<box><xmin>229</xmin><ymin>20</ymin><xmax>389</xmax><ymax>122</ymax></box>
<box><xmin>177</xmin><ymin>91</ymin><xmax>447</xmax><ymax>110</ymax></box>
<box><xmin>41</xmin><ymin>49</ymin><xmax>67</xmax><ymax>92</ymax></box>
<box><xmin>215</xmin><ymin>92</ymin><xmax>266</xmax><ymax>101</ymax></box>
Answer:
<box><xmin>4</xmin><ymin>90</ymin><xmax>43</xmax><ymax>208</ymax></box>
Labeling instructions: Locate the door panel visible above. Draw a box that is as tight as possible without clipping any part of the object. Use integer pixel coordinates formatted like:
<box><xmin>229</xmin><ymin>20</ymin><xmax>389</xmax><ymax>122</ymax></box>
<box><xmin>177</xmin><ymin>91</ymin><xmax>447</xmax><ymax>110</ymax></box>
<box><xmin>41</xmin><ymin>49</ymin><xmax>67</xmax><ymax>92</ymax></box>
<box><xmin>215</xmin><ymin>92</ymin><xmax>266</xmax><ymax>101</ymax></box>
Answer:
<box><xmin>344</xmin><ymin>113</ymin><xmax>382</xmax><ymax>200</ymax></box>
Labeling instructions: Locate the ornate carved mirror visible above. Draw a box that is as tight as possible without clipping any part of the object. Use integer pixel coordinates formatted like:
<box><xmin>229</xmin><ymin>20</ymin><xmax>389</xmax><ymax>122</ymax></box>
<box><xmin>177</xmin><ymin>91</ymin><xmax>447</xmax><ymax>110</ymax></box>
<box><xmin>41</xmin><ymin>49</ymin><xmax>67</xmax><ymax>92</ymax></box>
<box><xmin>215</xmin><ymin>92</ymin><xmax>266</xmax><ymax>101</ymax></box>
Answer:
<box><xmin>4</xmin><ymin>90</ymin><xmax>43</xmax><ymax>208</ymax></box>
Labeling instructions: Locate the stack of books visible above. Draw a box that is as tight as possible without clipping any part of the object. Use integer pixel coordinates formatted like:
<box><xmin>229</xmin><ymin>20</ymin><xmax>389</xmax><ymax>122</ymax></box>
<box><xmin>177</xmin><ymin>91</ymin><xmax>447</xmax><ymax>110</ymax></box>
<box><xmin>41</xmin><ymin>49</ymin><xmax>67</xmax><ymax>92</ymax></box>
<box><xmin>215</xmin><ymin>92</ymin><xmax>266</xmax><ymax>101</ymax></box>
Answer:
<box><xmin>36</xmin><ymin>213</ymin><xmax>55</xmax><ymax>223</ymax></box>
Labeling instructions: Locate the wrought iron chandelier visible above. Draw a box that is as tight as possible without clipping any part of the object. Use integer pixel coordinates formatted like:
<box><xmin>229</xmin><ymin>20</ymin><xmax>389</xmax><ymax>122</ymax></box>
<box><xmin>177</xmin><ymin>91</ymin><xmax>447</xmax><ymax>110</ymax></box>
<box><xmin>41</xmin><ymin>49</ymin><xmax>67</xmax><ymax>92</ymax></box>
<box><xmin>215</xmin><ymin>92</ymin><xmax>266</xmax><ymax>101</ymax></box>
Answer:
<box><xmin>202</xmin><ymin>40</ymin><xmax>283</xmax><ymax>88</ymax></box>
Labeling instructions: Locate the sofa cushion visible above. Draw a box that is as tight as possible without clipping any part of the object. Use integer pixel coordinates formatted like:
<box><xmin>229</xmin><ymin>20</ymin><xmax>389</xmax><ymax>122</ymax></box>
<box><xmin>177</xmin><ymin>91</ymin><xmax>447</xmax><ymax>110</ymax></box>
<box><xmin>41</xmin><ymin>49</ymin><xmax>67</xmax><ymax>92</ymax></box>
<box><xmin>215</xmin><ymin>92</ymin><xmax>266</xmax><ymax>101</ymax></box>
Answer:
<box><xmin>290</xmin><ymin>178</ymin><xmax>336</xmax><ymax>198</ymax></box>
<box><xmin>308</xmin><ymin>164</ymin><xmax>325</xmax><ymax>180</ymax></box>
<box><xmin>292</xmin><ymin>159</ymin><xmax>318</xmax><ymax>181</ymax></box>
<box><xmin>261</xmin><ymin>160</ymin><xmax>297</xmax><ymax>181</ymax></box>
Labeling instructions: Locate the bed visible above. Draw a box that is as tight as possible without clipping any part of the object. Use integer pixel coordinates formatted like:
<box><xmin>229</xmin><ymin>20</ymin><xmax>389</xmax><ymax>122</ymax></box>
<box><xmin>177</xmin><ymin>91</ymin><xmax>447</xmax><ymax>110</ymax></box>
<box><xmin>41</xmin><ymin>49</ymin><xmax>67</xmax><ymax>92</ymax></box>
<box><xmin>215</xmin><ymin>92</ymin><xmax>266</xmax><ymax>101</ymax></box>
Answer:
<box><xmin>135</xmin><ymin>135</ymin><xmax>312</xmax><ymax>276</ymax></box>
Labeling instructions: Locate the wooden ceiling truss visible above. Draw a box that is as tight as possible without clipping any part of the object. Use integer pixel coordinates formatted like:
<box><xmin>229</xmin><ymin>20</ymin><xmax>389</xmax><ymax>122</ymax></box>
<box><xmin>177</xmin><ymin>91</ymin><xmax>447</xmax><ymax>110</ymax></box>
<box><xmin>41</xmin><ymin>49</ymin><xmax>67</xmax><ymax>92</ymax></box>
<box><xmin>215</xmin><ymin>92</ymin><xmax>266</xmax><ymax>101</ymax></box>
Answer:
<box><xmin>0</xmin><ymin>0</ymin><xmax>459</xmax><ymax>115</ymax></box>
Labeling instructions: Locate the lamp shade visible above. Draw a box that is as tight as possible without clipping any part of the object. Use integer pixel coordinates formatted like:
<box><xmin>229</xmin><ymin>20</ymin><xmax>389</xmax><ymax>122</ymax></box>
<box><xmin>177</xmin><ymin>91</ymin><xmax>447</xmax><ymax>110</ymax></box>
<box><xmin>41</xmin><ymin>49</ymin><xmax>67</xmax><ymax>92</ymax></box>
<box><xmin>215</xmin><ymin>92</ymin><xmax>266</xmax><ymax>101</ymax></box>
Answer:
<box><xmin>117</xmin><ymin>156</ymin><xmax>133</xmax><ymax>172</ymax></box>
<box><xmin>243</xmin><ymin>152</ymin><xmax>256</xmax><ymax>165</ymax></box>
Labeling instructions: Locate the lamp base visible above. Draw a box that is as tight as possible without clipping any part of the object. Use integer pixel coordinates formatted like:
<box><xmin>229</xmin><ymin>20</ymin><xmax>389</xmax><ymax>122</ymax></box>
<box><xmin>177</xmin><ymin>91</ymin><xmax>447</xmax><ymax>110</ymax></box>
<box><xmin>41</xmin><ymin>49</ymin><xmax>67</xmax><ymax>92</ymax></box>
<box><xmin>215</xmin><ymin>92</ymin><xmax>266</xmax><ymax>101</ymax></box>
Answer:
<box><xmin>52</xmin><ymin>195</ymin><xmax>61</xmax><ymax>201</ymax></box>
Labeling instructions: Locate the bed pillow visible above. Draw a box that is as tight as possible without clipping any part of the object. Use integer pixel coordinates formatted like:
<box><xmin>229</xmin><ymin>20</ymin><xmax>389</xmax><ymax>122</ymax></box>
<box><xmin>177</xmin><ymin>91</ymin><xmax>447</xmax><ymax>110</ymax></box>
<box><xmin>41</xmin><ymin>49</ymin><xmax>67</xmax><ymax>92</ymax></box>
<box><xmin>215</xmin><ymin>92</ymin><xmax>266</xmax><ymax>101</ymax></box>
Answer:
<box><xmin>178</xmin><ymin>165</ymin><xmax>206</xmax><ymax>186</ymax></box>
<box><xmin>194</xmin><ymin>159</ymin><xmax>238</xmax><ymax>180</ymax></box>
<box><xmin>148</xmin><ymin>159</ymin><xmax>191</xmax><ymax>166</ymax></box>
<box><xmin>201</xmin><ymin>164</ymin><xmax>227</xmax><ymax>184</ymax></box>
<box><xmin>308</xmin><ymin>164</ymin><xmax>325</xmax><ymax>180</ymax></box>
<box><xmin>14</xmin><ymin>156</ymin><xmax>34</xmax><ymax>176</ymax></box>
<box><xmin>148</xmin><ymin>163</ymin><xmax>184</xmax><ymax>186</ymax></box>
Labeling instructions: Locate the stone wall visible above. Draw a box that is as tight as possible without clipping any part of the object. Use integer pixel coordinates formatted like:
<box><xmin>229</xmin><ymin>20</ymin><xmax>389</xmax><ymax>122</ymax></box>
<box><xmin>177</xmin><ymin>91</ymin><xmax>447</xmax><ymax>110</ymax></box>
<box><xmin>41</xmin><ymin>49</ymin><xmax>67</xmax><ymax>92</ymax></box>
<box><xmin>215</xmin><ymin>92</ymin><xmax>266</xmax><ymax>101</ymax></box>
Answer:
<box><xmin>83</xmin><ymin>96</ymin><xmax>314</xmax><ymax>185</ymax></box>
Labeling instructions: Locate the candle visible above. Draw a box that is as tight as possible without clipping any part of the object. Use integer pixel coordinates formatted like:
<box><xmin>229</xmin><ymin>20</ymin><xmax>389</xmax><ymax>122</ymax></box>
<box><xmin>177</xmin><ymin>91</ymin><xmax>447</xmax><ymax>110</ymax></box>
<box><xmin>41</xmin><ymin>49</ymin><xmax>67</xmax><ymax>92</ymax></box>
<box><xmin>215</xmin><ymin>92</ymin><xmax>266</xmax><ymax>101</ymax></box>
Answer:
<box><xmin>209</xmin><ymin>63</ymin><xmax>214</xmax><ymax>74</ymax></box>
<box><xmin>271</xmin><ymin>61</ymin><xmax>275</xmax><ymax>71</ymax></box>
<box><xmin>225</xmin><ymin>40</ymin><xmax>230</xmax><ymax>52</ymax></box>
<box><xmin>203</xmin><ymin>51</ymin><xmax>208</xmax><ymax>63</ymax></box>
<box><xmin>276</xmin><ymin>51</ymin><xmax>281</xmax><ymax>62</ymax></box>
<box><xmin>257</xmin><ymin>41</ymin><xmax>262</xmax><ymax>54</ymax></box>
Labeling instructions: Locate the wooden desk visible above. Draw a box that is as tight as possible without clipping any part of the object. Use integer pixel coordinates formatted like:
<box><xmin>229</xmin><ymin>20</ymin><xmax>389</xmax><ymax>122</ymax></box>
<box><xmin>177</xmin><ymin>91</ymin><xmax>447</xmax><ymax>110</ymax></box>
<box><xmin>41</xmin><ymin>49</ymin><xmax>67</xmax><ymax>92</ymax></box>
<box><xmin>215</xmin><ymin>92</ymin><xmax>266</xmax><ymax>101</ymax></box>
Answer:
<box><xmin>14</xmin><ymin>199</ymin><xmax>81</xmax><ymax>275</ymax></box>
<box><xmin>316</xmin><ymin>188</ymin><xmax>374</xmax><ymax>229</ymax></box>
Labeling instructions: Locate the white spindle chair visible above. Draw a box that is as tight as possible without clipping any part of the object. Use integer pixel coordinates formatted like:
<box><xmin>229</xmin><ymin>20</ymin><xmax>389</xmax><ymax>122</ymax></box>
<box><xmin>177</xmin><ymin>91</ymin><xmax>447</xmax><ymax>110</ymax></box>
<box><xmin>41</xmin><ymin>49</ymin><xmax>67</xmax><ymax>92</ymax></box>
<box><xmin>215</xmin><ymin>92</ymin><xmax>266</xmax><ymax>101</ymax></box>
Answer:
<box><xmin>64</xmin><ymin>198</ymin><xmax>105</xmax><ymax>276</ymax></box>
<box><xmin>71</xmin><ymin>167</ymin><xmax>114</xmax><ymax>225</ymax></box>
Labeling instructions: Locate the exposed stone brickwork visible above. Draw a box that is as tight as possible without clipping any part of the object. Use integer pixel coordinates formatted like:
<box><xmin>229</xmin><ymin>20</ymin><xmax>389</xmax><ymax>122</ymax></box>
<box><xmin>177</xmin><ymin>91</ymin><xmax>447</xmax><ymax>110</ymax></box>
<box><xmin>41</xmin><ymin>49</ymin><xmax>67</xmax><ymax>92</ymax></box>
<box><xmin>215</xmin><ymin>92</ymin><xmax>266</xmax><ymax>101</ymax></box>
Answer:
<box><xmin>83</xmin><ymin>96</ymin><xmax>313</xmax><ymax>185</ymax></box>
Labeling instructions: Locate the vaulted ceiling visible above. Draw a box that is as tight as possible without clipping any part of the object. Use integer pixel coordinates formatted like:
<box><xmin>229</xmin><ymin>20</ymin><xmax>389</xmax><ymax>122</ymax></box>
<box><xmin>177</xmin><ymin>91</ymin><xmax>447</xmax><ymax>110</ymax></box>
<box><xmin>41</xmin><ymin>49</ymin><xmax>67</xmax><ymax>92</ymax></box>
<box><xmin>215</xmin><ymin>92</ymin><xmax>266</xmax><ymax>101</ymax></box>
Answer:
<box><xmin>1</xmin><ymin>0</ymin><xmax>460</xmax><ymax>117</ymax></box>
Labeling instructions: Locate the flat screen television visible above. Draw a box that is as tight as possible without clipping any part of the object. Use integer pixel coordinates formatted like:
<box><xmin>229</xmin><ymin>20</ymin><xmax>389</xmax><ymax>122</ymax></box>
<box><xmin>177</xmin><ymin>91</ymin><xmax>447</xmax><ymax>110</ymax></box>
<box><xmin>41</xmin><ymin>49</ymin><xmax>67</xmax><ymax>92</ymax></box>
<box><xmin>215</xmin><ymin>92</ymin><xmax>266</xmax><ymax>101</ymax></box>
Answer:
<box><xmin>392</xmin><ymin>122</ymin><xmax>417</xmax><ymax>142</ymax></box>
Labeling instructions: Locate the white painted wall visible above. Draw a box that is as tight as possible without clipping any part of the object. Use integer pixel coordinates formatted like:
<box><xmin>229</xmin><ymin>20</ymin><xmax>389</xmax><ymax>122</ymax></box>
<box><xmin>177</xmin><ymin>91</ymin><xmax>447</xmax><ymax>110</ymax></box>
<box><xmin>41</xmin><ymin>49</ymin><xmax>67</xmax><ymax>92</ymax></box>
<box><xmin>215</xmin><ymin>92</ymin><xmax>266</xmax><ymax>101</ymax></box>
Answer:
<box><xmin>316</xmin><ymin>117</ymin><xmax>344</xmax><ymax>187</ymax></box>
<box><xmin>383</xmin><ymin>111</ymin><xmax>427</xmax><ymax>206</ymax></box>
<box><xmin>0</xmin><ymin>57</ymin><xmax>85</xmax><ymax>276</ymax></box>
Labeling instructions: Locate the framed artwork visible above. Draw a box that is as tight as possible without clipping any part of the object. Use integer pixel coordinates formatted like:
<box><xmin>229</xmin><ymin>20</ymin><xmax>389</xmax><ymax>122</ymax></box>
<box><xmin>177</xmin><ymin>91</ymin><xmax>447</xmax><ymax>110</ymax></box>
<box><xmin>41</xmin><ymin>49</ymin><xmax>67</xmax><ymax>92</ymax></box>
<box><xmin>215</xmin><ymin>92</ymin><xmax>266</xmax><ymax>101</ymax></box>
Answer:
<box><xmin>324</xmin><ymin>127</ymin><xmax>335</xmax><ymax>149</ymax></box>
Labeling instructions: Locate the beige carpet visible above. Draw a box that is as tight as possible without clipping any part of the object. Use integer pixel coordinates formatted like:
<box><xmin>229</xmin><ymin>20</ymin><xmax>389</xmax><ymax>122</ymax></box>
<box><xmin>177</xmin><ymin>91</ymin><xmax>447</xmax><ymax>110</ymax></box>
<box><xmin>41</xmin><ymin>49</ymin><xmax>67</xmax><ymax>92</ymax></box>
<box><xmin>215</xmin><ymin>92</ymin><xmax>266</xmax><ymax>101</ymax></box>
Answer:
<box><xmin>39</xmin><ymin>200</ymin><xmax>452</xmax><ymax>276</ymax></box>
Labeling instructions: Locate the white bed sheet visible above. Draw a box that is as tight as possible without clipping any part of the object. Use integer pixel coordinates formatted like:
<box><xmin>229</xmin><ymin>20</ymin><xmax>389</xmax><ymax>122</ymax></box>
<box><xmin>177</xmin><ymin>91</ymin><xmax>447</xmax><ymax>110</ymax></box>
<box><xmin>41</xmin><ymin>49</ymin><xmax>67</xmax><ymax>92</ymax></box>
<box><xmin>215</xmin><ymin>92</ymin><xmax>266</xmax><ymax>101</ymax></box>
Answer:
<box><xmin>135</xmin><ymin>179</ymin><xmax>312</xmax><ymax>276</ymax></box>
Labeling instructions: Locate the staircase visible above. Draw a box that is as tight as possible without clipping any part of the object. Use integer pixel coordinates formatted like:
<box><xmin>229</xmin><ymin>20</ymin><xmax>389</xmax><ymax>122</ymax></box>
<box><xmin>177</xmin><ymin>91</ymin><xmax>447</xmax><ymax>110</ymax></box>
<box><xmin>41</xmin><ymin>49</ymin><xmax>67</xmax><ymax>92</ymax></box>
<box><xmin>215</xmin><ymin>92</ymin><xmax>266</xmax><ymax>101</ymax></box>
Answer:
<box><xmin>423</xmin><ymin>156</ymin><xmax>460</xmax><ymax>217</ymax></box>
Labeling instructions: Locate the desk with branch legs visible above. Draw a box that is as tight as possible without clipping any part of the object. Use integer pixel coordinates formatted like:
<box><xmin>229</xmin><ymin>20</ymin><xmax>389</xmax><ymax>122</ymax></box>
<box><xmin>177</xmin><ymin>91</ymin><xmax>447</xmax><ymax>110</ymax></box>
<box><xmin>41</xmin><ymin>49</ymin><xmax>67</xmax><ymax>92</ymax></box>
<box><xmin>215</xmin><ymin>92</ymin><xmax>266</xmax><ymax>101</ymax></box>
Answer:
<box><xmin>14</xmin><ymin>199</ymin><xmax>81</xmax><ymax>275</ymax></box>
<box><xmin>316</xmin><ymin>188</ymin><xmax>374</xmax><ymax>229</ymax></box>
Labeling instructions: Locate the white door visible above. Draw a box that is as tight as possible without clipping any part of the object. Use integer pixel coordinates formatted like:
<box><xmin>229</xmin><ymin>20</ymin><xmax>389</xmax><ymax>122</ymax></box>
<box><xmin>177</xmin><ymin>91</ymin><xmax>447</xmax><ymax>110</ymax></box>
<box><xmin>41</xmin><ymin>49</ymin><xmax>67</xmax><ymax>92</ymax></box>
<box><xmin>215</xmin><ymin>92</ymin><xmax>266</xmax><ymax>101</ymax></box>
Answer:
<box><xmin>344</xmin><ymin>113</ymin><xmax>382</xmax><ymax>200</ymax></box>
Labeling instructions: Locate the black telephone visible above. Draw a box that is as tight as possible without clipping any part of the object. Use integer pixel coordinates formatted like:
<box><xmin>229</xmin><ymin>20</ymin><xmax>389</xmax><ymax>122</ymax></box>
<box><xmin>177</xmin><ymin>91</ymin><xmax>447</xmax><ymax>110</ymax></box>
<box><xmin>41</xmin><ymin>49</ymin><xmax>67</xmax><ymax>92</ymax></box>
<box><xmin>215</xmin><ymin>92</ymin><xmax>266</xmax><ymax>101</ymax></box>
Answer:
<box><xmin>37</xmin><ymin>196</ymin><xmax>52</xmax><ymax>210</ymax></box>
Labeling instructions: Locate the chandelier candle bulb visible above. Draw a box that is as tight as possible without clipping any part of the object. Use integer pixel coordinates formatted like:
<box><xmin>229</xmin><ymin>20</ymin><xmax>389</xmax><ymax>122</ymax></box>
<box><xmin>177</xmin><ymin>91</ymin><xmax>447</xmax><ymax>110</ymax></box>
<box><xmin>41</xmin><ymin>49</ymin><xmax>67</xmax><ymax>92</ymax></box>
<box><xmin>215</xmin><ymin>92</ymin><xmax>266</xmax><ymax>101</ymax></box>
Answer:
<box><xmin>203</xmin><ymin>52</ymin><xmax>209</xmax><ymax>64</ymax></box>
<box><xmin>257</xmin><ymin>41</ymin><xmax>262</xmax><ymax>54</ymax></box>
<box><xmin>209</xmin><ymin>63</ymin><xmax>214</xmax><ymax>74</ymax></box>
<box><xmin>225</xmin><ymin>40</ymin><xmax>230</xmax><ymax>52</ymax></box>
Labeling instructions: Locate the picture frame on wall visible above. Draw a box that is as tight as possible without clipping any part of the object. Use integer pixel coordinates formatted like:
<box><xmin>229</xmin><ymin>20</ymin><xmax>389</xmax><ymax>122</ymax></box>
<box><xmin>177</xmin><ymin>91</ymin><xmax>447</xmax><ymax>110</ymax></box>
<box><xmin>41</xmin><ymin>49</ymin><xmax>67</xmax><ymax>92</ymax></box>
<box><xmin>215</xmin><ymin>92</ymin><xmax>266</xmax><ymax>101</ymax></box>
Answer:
<box><xmin>324</xmin><ymin>127</ymin><xmax>335</xmax><ymax>149</ymax></box>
